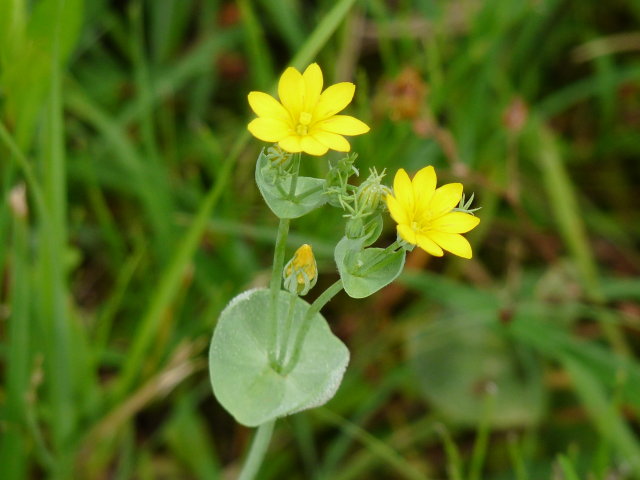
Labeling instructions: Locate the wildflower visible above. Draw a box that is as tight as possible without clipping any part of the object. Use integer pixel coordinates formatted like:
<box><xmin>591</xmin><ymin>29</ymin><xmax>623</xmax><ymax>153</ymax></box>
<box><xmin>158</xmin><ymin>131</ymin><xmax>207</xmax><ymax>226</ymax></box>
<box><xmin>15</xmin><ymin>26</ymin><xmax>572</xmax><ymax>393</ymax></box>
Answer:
<box><xmin>283</xmin><ymin>244</ymin><xmax>318</xmax><ymax>295</ymax></box>
<box><xmin>248</xmin><ymin>63</ymin><xmax>370</xmax><ymax>156</ymax></box>
<box><xmin>385</xmin><ymin>166</ymin><xmax>480</xmax><ymax>259</ymax></box>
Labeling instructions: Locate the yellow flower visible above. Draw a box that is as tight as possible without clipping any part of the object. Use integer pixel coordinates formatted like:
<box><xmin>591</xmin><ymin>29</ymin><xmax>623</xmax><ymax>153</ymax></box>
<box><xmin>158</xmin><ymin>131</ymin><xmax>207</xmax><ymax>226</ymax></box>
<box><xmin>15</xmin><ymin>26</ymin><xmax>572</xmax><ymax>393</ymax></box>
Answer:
<box><xmin>247</xmin><ymin>63</ymin><xmax>370</xmax><ymax>156</ymax></box>
<box><xmin>386</xmin><ymin>166</ymin><xmax>480</xmax><ymax>259</ymax></box>
<box><xmin>283</xmin><ymin>244</ymin><xmax>318</xmax><ymax>295</ymax></box>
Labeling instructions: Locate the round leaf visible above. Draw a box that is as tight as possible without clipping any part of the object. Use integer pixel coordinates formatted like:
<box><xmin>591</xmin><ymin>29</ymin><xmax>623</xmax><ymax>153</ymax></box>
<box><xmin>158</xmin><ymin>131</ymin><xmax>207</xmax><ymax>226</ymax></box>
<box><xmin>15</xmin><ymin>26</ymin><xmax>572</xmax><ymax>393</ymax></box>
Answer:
<box><xmin>209</xmin><ymin>289</ymin><xmax>349</xmax><ymax>427</ymax></box>
<box><xmin>334</xmin><ymin>236</ymin><xmax>405</xmax><ymax>299</ymax></box>
<box><xmin>255</xmin><ymin>152</ymin><xmax>327</xmax><ymax>219</ymax></box>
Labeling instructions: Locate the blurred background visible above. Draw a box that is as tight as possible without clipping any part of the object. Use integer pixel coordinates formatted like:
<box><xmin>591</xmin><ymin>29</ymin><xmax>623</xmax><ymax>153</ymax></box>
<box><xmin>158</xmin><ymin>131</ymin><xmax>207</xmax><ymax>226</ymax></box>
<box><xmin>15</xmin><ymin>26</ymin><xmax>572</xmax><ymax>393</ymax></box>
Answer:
<box><xmin>1</xmin><ymin>0</ymin><xmax>640</xmax><ymax>478</ymax></box>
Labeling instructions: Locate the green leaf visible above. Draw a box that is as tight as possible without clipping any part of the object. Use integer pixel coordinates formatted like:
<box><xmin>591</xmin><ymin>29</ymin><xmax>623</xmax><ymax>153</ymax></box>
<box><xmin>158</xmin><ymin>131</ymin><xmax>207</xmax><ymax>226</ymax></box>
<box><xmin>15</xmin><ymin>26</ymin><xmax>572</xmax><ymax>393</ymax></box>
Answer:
<box><xmin>562</xmin><ymin>355</ymin><xmax>640</xmax><ymax>475</ymax></box>
<box><xmin>334</xmin><ymin>236</ymin><xmax>405</xmax><ymax>299</ymax></box>
<box><xmin>255</xmin><ymin>151</ymin><xmax>327</xmax><ymax>219</ymax></box>
<box><xmin>0</xmin><ymin>0</ymin><xmax>83</xmax><ymax>146</ymax></box>
<box><xmin>209</xmin><ymin>289</ymin><xmax>349</xmax><ymax>427</ymax></box>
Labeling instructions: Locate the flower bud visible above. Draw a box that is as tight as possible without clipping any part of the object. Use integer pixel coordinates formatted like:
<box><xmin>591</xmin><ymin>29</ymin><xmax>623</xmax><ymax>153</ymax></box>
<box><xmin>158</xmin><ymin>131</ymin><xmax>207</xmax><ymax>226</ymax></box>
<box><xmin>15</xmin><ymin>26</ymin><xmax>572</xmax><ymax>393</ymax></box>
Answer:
<box><xmin>325</xmin><ymin>154</ymin><xmax>359</xmax><ymax>208</ymax></box>
<box><xmin>326</xmin><ymin>154</ymin><xmax>358</xmax><ymax>186</ymax></box>
<box><xmin>283</xmin><ymin>244</ymin><xmax>317</xmax><ymax>296</ymax></box>
<box><xmin>355</xmin><ymin>168</ymin><xmax>390</xmax><ymax>217</ymax></box>
<box><xmin>261</xmin><ymin>145</ymin><xmax>294</xmax><ymax>185</ymax></box>
<box><xmin>265</xmin><ymin>144</ymin><xmax>293</xmax><ymax>168</ymax></box>
<box><xmin>345</xmin><ymin>217</ymin><xmax>364</xmax><ymax>239</ymax></box>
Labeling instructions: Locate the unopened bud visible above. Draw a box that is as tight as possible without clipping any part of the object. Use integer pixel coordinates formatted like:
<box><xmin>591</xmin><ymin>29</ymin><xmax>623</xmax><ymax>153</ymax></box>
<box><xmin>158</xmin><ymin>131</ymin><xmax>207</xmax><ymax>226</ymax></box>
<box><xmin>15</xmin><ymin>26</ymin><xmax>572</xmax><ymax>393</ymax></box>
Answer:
<box><xmin>355</xmin><ymin>168</ymin><xmax>390</xmax><ymax>216</ymax></box>
<box><xmin>326</xmin><ymin>154</ymin><xmax>358</xmax><ymax>188</ymax></box>
<box><xmin>265</xmin><ymin>144</ymin><xmax>293</xmax><ymax>168</ymax></box>
<box><xmin>345</xmin><ymin>217</ymin><xmax>364</xmax><ymax>239</ymax></box>
<box><xmin>261</xmin><ymin>145</ymin><xmax>294</xmax><ymax>185</ymax></box>
<box><xmin>283</xmin><ymin>244</ymin><xmax>317</xmax><ymax>296</ymax></box>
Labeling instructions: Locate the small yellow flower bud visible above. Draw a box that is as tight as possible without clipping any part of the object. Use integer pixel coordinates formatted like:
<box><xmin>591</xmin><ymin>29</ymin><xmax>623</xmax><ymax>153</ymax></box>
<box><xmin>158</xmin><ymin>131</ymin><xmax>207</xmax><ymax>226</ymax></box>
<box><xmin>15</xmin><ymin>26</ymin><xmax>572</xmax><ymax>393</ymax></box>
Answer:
<box><xmin>283</xmin><ymin>244</ymin><xmax>318</xmax><ymax>296</ymax></box>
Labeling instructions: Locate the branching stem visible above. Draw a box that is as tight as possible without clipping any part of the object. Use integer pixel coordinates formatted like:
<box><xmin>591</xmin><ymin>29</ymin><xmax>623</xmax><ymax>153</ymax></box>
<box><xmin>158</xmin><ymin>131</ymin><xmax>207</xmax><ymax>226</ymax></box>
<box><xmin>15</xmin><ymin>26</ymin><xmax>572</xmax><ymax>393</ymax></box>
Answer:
<box><xmin>275</xmin><ymin>292</ymin><xmax>298</xmax><ymax>367</ymax></box>
<box><xmin>281</xmin><ymin>279</ymin><xmax>344</xmax><ymax>375</ymax></box>
<box><xmin>268</xmin><ymin>155</ymin><xmax>300</xmax><ymax>366</ymax></box>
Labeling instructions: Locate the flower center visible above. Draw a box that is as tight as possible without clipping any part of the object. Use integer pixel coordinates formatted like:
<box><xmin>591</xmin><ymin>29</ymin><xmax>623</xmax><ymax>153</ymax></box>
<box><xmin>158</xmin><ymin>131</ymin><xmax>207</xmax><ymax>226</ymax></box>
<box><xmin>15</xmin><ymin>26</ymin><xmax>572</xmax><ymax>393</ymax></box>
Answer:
<box><xmin>410</xmin><ymin>220</ymin><xmax>429</xmax><ymax>233</ymax></box>
<box><xmin>296</xmin><ymin>111</ymin><xmax>313</xmax><ymax>135</ymax></box>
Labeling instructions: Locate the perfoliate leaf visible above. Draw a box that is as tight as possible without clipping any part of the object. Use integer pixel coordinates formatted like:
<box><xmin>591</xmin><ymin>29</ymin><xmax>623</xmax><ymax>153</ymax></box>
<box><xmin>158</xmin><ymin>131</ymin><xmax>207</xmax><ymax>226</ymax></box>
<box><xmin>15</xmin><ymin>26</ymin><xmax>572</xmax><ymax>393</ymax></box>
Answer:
<box><xmin>334</xmin><ymin>236</ymin><xmax>405</xmax><ymax>299</ymax></box>
<box><xmin>209</xmin><ymin>289</ymin><xmax>349</xmax><ymax>427</ymax></box>
<box><xmin>255</xmin><ymin>151</ymin><xmax>327</xmax><ymax>219</ymax></box>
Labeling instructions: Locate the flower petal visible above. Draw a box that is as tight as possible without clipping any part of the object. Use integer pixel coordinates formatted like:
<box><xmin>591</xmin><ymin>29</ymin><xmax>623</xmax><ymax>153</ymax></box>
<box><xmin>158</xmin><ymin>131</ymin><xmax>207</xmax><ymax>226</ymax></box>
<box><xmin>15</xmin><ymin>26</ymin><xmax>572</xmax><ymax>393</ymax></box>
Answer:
<box><xmin>278</xmin><ymin>135</ymin><xmax>303</xmax><ymax>153</ymax></box>
<box><xmin>248</xmin><ymin>118</ymin><xmax>291</xmax><ymax>142</ymax></box>
<box><xmin>278</xmin><ymin>67</ymin><xmax>304</xmax><ymax>118</ymax></box>
<box><xmin>393</xmin><ymin>169</ymin><xmax>414</xmax><ymax>216</ymax></box>
<box><xmin>412</xmin><ymin>165</ymin><xmax>437</xmax><ymax>208</ymax></box>
<box><xmin>302</xmin><ymin>63</ymin><xmax>323</xmax><ymax>112</ymax></box>
<box><xmin>315</xmin><ymin>82</ymin><xmax>355</xmax><ymax>119</ymax></box>
<box><xmin>427</xmin><ymin>231</ymin><xmax>473</xmax><ymax>259</ymax></box>
<box><xmin>397</xmin><ymin>224</ymin><xmax>417</xmax><ymax>245</ymax></box>
<box><xmin>431</xmin><ymin>212</ymin><xmax>480</xmax><ymax>234</ymax></box>
<box><xmin>386</xmin><ymin>194</ymin><xmax>409</xmax><ymax>225</ymax></box>
<box><xmin>318</xmin><ymin>115</ymin><xmax>370</xmax><ymax>136</ymax></box>
<box><xmin>300</xmin><ymin>136</ymin><xmax>329</xmax><ymax>156</ymax></box>
<box><xmin>429</xmin><ymin>183</ymin><xmax>463</xmax><ymax>217</ymax></box>
<box><xmin>248</xmin><ymin>91</ymin><xmax>291</xmax><ymax>123</ymax></box>
<box><xmin>416</xmin><ymin>234</ymin><xmax>444</xmax><ymax>256</ymax></box>
<box><xmin>311</xmin><ymin>131</ymin><xmax>351</xmax><ymax>152</ymax></box>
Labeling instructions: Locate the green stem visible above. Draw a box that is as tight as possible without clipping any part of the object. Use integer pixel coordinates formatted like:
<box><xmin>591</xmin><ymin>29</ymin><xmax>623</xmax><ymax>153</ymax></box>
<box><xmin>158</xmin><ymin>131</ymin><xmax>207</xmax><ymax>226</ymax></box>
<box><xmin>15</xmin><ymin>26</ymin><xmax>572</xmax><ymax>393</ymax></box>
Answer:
<box><xmin>238</xmin><ymin>420</ymin><xmax>276</xmax><ymax>480</ymax></box>
<box><xmin>267</xmin><ymin>156</ymin><xmax>301</xmax><ymax>365</ymax></box>
<box><xmin>358</xmin><ymin>239</ymin><xmax>402</xmax><ymax>276</ymax></box>
<box><xmin>533</xmin><ymin>121</ymin><xmax>630</xmax><ymax>356</ymax></box>
<box><xmin>294</xmin><ymin>184</ymin><xmax>324</xmax><ymax>202</ymax></box>
<box><xmin>468</xmin><ymin>386</ymin><xmax>496</xmax><ymax>480</ymax></box>
<box><xmin>281</xmin><ymin>279</ymin><xmax>344</xmax><ymax>375</ymax></box>
<box><xmin>0</xmin><ymin>121</ymin><xmax>48</xmax><ymax>220</ymax></box>
<box><xmin>288</xmin><ymin>153</ymin><xmax>301</xmax><ymax>198</ymax></box>
<box><xmin>1</xmin><ymin>198</ymin><xmax>32</xmax><ymax>480</ymax></box>
<box><xmin>280</xmin><ymin>239</ymin><xmax>402</xmax><ymax>375</ymax></box>
<box><xmin>276</xmin><ymin>292</ymin><xmax>298</xmax><ymax>367</ymax></box>
<box><xmin>44</xmin><ymin>13</ymin><xmax>75</xmax><ymax>474</ymax></box>
<box><xmin>268</xmin><ymin>218</ymin><xmax>291</xmax><ymax>365</ymax></box>
<box><xmin>276</xmin><ymin>182</ymin><xmax>288</xmax><ymax>198</ymax></box>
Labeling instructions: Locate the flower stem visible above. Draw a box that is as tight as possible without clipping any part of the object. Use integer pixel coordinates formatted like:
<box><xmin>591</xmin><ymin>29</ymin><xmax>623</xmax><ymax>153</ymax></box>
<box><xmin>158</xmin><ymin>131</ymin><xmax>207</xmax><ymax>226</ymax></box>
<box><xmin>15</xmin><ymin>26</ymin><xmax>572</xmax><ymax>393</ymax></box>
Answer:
<box><xmin>288</xmin><ymin>153</ymin><xmax>301</xmax><ymax>198</ymax></box>
<box><xmin>281</xmin><ymin>279</ymin><xmax>344</xmax><ymax>375</ymax></box>
<box><xmin>358</xmin><ymin>239</ymin><xmax>402</xmax><ymax>276</ymax></box>
<box><xmin>294</xmin><ymin>184</ymin><xmax>324</xmax><ymax>202</ymax></box>
<box><xmin>280</xmin><ymin>240</ymin><xmax>402</xmax><ymax>375</ymax></box>
<box><xmin>267</xmin><ymin>155</ymin><xmax>301</xmax><ymax>366</ymax></box>
<box><xmin>275</xmin><ymin>292</ymin><xmax>298</xmax><ymax>367</ymax></box>
<box><xmin>268</xmin><ymin>218</ymin><xmax>290</xmax><ymax>366</ymax></box>
<box><xmin>238</xmin><ymin>420</ymin><xmax>276</xmax><ymax>480</ymax></box>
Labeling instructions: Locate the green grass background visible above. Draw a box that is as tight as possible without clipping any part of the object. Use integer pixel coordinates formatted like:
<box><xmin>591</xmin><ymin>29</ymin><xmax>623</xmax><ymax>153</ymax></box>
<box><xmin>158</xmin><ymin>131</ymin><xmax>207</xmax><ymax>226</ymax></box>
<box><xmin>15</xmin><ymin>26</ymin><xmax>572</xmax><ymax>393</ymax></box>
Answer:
<box><xmin>1</xmin><ymin>0</ymin><xmax>640</xmax><ymax>478</ymax></box>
